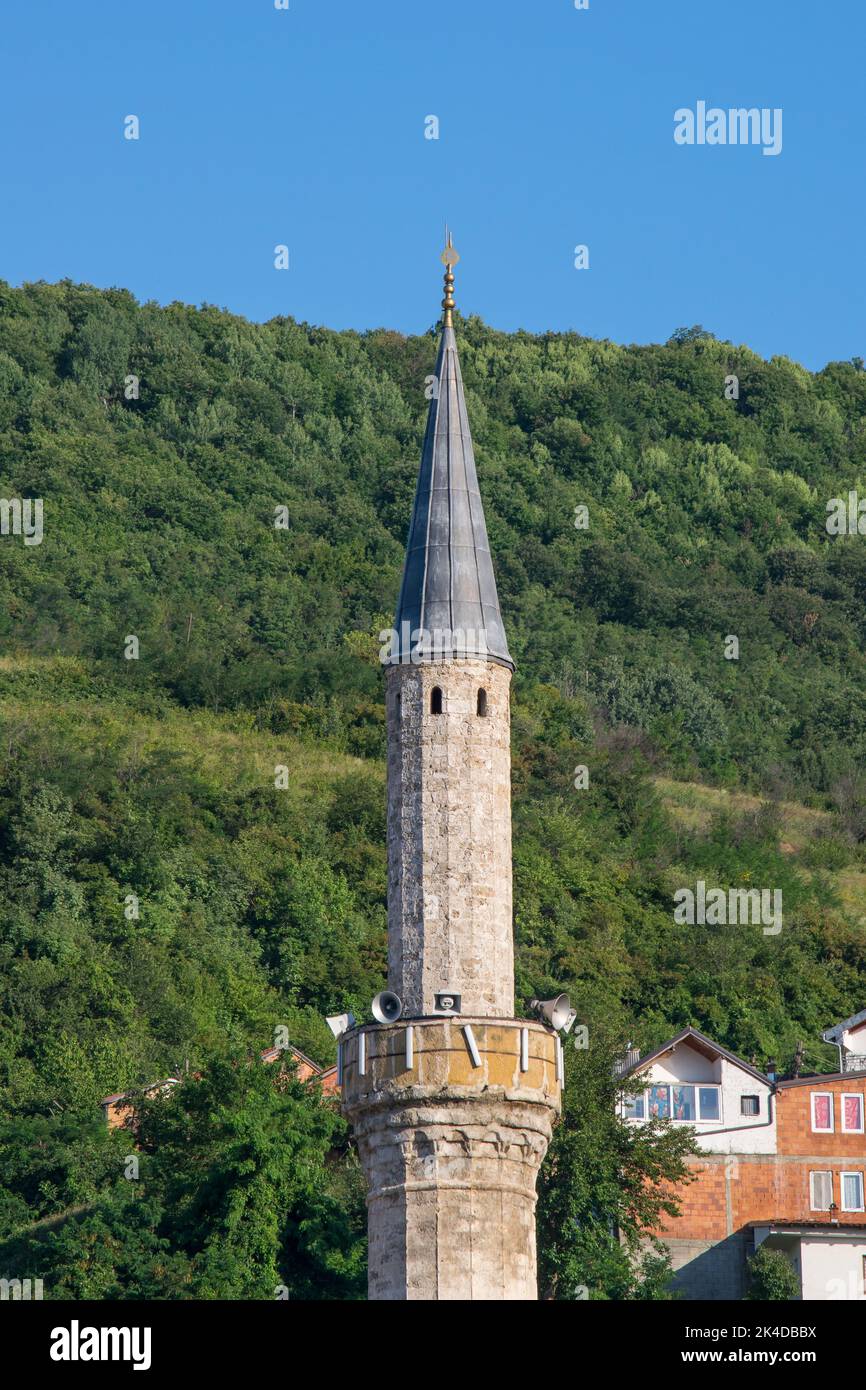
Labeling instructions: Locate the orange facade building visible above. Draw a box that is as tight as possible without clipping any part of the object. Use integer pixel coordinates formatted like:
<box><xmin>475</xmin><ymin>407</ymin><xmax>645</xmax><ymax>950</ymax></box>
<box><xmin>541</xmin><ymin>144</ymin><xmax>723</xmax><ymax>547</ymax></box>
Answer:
<box><xmin>624</xmin><ymin>1015</ymin><xmax>866</xmax><ymax>1299</ymax></box>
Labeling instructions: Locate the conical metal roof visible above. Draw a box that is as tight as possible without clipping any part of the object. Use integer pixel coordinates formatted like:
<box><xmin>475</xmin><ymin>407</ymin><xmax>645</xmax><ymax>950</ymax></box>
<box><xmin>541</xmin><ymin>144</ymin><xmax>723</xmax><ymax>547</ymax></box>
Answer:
<box><xmin>391</xmin><ymin>321</ymin><xmax>513</xmax><ymax>668</ymax></box>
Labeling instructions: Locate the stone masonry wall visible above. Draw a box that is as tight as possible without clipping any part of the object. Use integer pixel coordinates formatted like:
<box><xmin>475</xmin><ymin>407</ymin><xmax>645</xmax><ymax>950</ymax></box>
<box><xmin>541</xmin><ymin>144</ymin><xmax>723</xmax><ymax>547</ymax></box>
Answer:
<box><xmin>385</xmin><ymin>659</ymin><xmax>514</xmax><ymax>1017</ymax></box>
<box><xmin>341</xmin><ymin>1018</ymin><xmax>561</xmax><ymax>1300</ymax></box>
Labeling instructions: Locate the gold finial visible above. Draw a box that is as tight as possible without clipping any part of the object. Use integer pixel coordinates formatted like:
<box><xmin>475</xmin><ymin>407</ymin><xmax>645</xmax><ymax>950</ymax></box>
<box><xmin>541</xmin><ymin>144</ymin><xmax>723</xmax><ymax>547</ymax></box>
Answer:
<box><xmin>440</xmin><ymin>227</ymin><xmax>459</xmax><ymax>327</ymax></box>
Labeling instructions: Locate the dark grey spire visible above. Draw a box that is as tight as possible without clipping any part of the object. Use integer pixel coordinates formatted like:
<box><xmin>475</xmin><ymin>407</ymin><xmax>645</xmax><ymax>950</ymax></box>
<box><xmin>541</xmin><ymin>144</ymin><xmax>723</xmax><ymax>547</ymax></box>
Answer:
<box><xmin>391</xmin><ymin>321</ymin><xmax>513</xmax><ymax>669</ymax></box>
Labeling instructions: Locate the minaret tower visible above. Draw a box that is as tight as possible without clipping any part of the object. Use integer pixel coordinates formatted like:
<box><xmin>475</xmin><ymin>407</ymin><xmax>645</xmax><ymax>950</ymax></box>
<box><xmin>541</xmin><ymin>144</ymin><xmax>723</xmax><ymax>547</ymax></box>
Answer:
<box><xmin>340</xmin><ymin>238</ymin><xmax>561</xmax><ymax>1301</ymax></box>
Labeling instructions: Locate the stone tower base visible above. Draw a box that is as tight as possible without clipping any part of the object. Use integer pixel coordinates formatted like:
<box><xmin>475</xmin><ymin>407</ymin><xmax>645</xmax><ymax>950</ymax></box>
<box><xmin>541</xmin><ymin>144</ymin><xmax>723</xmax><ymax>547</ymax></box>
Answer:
<box><xmin>340</xmin><ymin>1018</ymin><xmax>561</xmax><ymax>1300</ymax></box>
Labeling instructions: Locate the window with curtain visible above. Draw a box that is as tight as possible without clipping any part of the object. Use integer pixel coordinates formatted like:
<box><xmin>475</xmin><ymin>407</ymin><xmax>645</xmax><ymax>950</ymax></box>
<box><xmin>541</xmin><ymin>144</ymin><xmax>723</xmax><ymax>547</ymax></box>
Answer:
<box><xmin>841</xmin><ymin>1172</ymin><xmax>864</xmax><ymax>1211</ymax></box>
<box><xmin>639</xmin><ymin>1084</ymin><xmax>721</xmax><ymax>1122</ymax></box>
<box><xmin>810</xmin><ymin>1171</ymin><xmax>833</xmax><ymax>1211</ymax></box>
<box><xmin>648</xmin><ymin>1085</ymin><xmax>671</xmax><ymax>1119</ymax></box>
<box><xmin>811</xmin><ymin>1092</ymin><xmax>833</xmax><ymax>1132</ymax></box>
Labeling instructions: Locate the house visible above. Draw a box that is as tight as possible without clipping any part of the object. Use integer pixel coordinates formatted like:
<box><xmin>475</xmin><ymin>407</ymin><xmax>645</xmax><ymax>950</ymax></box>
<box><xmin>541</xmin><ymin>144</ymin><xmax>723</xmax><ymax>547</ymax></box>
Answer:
<box><xmin>100</xmin><ymin>1043</ymin><xmax>340</xmax><ymax>1130</ymax></box>
<box><xmin>315</xmin><ymin>1065</ymin><xmax>340</xmax><ymax>1096</ymax></box>
<box><xmin>622</xmin><ymin>1020</ymin><xmax>866</xmax><ymax>1299</ymax></box>
<box><xmin>822</xmin><ymin>1009</ymin><xmax>866</xmax><ymax>1074</ymax></box>
<box><xmin>621</xmin><ymin>1027</ymin><xmax>776</xmax><ymax>1153</ymax></box>
<box><xmin>259</xmin><ymin>1043</ymin><xmax>321</xmax><ymax>1082</ymax></box>
<box><xmin>100</xmin><ymin>1078</ymin><xmax>180</xmax><ymax>1131</ymax></box>
<box><xmin>749</xmin><ymin>1221</ymin><xmax>866</xmax><ymax>1302</ymax></box>
<box><xmin>259</xmin><ymin>1044</ymin><xmax>340</xmax><ymax>1096</ymax></box>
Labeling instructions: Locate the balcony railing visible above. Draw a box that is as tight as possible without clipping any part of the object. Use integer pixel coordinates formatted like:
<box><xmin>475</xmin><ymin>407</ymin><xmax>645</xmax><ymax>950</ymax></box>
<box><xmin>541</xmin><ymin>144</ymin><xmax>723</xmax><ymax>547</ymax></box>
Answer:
<box><xmin>842</xmin><ymin>1054</ymin><xmax>866</xmax><ymax>1073</ymax></box>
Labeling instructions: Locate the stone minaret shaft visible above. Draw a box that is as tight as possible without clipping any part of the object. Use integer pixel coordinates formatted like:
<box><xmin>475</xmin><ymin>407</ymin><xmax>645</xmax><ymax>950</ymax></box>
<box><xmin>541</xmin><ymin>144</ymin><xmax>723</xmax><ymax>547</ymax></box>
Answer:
<box><xmin>386</xmin><ymin>658</ymin><xmax>513</xmax><ymax>1017</ymax></box>
<box><xmin>341</xmin><ymin>239</ymin><xmax>560</xmax><ymax>1300</ymax></box>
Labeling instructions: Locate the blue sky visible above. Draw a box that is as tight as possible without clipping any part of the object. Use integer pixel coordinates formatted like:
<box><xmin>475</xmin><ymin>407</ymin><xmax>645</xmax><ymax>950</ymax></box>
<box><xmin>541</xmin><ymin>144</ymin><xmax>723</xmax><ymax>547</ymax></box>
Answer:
<box><xmin>1</xmin><ymin>0</ymin><xmax>861</xmax><ymax>369</ymax></box>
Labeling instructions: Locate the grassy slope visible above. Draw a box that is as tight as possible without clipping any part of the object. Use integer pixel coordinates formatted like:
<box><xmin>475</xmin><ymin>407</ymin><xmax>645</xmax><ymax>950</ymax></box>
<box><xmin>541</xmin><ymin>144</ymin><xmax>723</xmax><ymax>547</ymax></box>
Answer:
<box><xmin>656</xmin><ymin>774</ymin><xmax>866</xmax><ymax>924</ymax></box>
<box><xmin>3</xmin><ymin>652</ymin><xmax>863</xmax><ymax>1086</ymax></box>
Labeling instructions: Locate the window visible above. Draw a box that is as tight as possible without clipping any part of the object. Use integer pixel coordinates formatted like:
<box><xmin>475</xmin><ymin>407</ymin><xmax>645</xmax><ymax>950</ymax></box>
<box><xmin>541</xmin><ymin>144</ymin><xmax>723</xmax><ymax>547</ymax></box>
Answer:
<box><xmin>639</xmin><ymin>1084</ymin><xmax>721</xmax><ymax>1122</ymax></box>
<box><xmin>477</xmin><ymin>688</ymin><xmax>488</xmax><ymax>717</ymax></box>
<box><xmin>842</xmin><ymin>1094</ymin><xmax>865</xmax><ymax>1134</ymax></box>
<box><xmin>811</xmin><ymin>1092</ymin><xmax>834</xmax><ymax>1133</ymax></box>
<box><xmin>671</xmin><ymin>1086</ymin><xmax>696</xmax><ymax>1121</ymax></box>
<box><xmin>841</xmin><ymin>1172</ymin><xmax>865</xmax><ymax>1212</ymax></box>
<box><xmin>810</xmin><ymin>1171</ymin><xmax>833</xmax><ymax>1211</ymax></box>
<box><xmin>430</xmin><ymin>687</ymin><xmax>443</xmax><ymax>715</ymax></box>
<box><xmin>624</xmin><ymin>1094</ymin><xmax>645</xmax><ymax>1120</ymax></box>
<box><xmin>648</xmin><ymin>1085</ymin><xmax>671</xmax><ymax>1119</ymax></box>
<box><xmin>699</xmin><ymin>1087</ymin><xmax>721</xmax><ymax>1121</ymax></box>
<box><xmin>741</xmin><ymin>1095</ymin><xmax>760</xmax><ymax>1117</ymax></box>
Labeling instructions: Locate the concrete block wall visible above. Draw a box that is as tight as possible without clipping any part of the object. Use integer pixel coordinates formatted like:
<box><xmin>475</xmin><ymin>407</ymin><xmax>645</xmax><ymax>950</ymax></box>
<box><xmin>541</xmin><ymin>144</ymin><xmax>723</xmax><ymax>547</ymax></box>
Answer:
<box><xmin>663</xmin><ymin>1234</ymin><xmax>751</xmax><ymax>1300</ymax></box>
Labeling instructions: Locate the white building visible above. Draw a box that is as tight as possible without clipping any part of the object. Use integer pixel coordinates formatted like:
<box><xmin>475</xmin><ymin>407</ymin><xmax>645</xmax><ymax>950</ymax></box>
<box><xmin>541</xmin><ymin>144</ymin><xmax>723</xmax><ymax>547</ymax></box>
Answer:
<box><xmin>822</xmin><ymin>1009</ymin><xmax>866</xmax><ymax>1076</ymax></box>
<box><xmin>622</xmin><ymin>1026</ymin><xmax>776</xmax><ymax>1155</ymax></box>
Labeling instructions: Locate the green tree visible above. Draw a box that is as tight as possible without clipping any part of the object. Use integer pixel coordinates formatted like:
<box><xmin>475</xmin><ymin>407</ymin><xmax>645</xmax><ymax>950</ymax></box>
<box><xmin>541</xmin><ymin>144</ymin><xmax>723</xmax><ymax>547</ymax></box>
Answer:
<box><xmin>537</xmin><ymin>1037</ymin><xmax>698</xmax><ymax>1299</ymax></box>
<box><xmin>746</xmin><ymin>1246</ymin><xmax>801</xmax><ymax>1300</ymax></box>
<box><xmin>137</xmin><ymin>1052</ymin><xmax>366</xmax><ymax>1299</ymax></box>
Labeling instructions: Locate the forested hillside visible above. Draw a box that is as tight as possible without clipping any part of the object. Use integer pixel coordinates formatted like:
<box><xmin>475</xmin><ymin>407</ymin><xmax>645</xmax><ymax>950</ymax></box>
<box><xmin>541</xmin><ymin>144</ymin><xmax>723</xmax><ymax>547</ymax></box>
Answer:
<box><xmin>1</xmin><ymin>279</ymin><xmax>865</xmax><ymax>1297</ymax></box>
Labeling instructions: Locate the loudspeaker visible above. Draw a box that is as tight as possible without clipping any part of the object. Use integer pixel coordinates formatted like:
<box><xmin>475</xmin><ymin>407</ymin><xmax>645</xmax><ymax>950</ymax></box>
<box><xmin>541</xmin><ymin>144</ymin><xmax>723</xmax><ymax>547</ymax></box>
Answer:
<box><xmin>530</xmin><ymin>993</ymin><xmax>573</xmax><ymax>1032</ymax></box>
<box><xmin>325</xmin><ymin>1012</ymin><xmax>355</xmax><ymax>1038</ymax></box>
<box><xmin>371</xmin><ymin>991</ymin><xmax>403</xmax><ymax>1024</ymax></box>
<box><xmin>434</xmin><ymin>992</ymin><xmax>461</xmax><ymax>1015</ymax></box>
